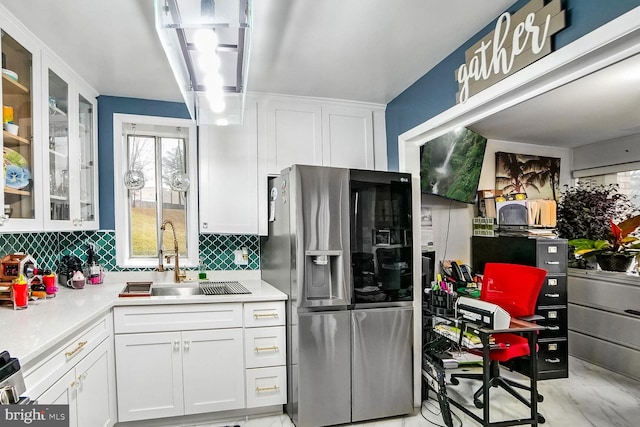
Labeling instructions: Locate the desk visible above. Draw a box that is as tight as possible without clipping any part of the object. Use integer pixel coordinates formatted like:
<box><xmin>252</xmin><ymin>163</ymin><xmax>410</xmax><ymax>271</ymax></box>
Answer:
<box><xmin>424</xmin><ymin>316</ymin><xmax>546</xmax><ymax>427</ymax></box>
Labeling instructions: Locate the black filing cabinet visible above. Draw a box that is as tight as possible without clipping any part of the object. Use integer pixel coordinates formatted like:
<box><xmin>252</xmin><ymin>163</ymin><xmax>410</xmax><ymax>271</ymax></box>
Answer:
<box><xmin>471</xmin><ymin>235</ymin><xmax>569</xmax><ymax>380</ymax></box>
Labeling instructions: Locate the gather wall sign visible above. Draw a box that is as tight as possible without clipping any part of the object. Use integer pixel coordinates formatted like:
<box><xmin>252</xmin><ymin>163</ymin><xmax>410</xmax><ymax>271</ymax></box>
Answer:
<box><xmin>455</xmin><ymin>0</ymin><xmax>566</xmax><ymax>104</ymax></box>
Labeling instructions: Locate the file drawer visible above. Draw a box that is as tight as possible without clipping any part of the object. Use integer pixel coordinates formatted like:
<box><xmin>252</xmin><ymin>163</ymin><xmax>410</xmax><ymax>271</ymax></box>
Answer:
<box><xmin>244</xmin><ymin>327</ymin><xmax>286</xmax><ymax>368</ymax></box>
<box><xmin>536</xmin><ymin>241</ymin><xmax>567</xmax><ymax>274</ymax></box>
<box><xmin>537</xmin><ymin>338</ymin><xmax>568</xmax><ymax>374</ymax></box>
<box><xmin>537</xmin><ymin>306</ymin><xmax>567</xmax><ymax>339</ymax></box>
<box><xmin>245</xmin><ymin>366</ymin><xmax>287</xmax><ymax>408</ymax></box>
<box><xmin>537</xmin><ymin>275</ymin><xmax>567</xmax><ymax>306</ymax></box>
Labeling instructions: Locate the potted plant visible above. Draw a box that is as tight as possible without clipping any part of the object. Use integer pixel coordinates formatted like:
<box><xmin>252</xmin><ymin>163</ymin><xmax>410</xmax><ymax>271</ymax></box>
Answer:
<box><xmin>569</xmin><ymin>216</ymin><xmax>640</xmax><ymax>271</ymax></box>
<box><xmin>556</xmin><ymin>183</ymin><xmax>640</xmax><ymax>271</ymax></box>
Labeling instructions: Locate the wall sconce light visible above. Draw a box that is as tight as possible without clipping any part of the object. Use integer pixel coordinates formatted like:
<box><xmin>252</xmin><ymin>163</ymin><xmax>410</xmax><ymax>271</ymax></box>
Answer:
<box><xmin>154</xmin><ymin>0</ymin><xmax>252</xmax><ymax>126</ymax></box>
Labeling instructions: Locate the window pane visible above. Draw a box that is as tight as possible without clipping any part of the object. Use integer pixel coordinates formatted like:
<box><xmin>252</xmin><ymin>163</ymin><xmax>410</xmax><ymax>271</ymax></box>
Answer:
<box><xmin>128</xmin><ymin>135</ymin><xmax>158</xmax><ymax>257</ymax></box>
<box><xmin>161</xmin><ymin>137</ymin><xmax>188</xmax><ymax>257</ymax></box>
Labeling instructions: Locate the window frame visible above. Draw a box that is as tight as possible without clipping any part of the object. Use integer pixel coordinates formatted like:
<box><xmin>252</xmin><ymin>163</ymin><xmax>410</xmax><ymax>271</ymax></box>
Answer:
<box><xmin>113</xmin><ymin>113</ymin><xmax>199</xmax><ymax>269</ymax></box>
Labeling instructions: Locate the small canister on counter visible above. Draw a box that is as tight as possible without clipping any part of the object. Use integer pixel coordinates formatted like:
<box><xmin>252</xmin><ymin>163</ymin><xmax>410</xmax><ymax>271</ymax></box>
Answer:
<box><xmin>43</xmin><ymin>270</ymin><xmax>58</xmax><ymax>297</ymax></box>
<box><xmin>11</xmin><ymin>274</ymin><xmax>27</xmax><ymax>310</ymax></box>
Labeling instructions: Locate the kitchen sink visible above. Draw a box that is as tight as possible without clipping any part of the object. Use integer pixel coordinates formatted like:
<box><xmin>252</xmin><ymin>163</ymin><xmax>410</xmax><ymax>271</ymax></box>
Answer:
<box><xmin>151</xmin><ymin>284</ymin><xmax>202</xmax><ymax>296</ymax></box>
<box><xmin>149</xmin><ymin>281</ymin><xmax>251</xmax><ymax>297</ymax></box>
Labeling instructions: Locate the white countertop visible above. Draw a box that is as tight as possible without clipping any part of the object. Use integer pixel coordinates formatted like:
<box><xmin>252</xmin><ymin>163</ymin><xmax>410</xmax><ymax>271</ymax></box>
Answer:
<box><xmin>0</xmin><ymin>270</ymin><xmax>287</xmax><ymax>368</ymax></box>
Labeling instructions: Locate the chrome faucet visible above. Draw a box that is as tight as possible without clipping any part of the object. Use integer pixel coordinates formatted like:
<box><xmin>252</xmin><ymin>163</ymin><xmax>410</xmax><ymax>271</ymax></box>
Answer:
<box><xmin>158</xmin><ymin>220</ymin><xmax>186</xmax><ymax>283</ymax></box>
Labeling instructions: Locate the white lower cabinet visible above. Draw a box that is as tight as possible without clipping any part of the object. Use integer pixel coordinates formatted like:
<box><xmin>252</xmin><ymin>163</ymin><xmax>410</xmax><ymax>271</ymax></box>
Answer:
<box><xmin>115</xmin><ymin>328</ymin><xmax>244</xmax><ymax>422</ymax></box>
<box><xmin>37</xmin><ymin>338</ymin><xmax>116</xmax><ymax>427</ymax></box>
<box><xmin>244</xmin><ymin>302</ymin><xmax>287</xmax><ymax>408</ymax></box>
<box><xmin>113</xmin><ymin>302</ymin><xmax>286</xmax><ymax>424</ymax></box>
<box><xmin>114</xmin><ymin>304</ymin><xmax>245</xmax><ymax>422</ymax></box>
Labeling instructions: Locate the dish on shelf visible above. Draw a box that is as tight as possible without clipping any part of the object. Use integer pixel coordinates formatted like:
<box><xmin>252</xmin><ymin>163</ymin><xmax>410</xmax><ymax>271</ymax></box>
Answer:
<box><xmin>3</xmin><ymin>147</ymin><xmax>31</xmax><ymax>190</ymax></box>
<box><xmin>2</xmin><ymin>68</ymin><xmax>18</xmax><ymax>81</ymax></box>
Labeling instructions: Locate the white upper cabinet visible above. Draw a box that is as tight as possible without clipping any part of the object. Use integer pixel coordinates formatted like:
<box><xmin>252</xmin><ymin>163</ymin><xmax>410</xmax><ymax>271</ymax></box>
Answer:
<box><xmin>43</xmin><ymin>53</ymin><xmax>99</xmax><ymax>231</ymax></box>
<box><xmin>265</xmin><ymin>99</ymin><xmax>323</xmax><ymax>175</ymax></box>
<box><xmin>0</xmin><ymin>8</ymin><xmax>99</xmax><ymax>232</ymax></box>
<box><xmin>322</xmin><ymin>105</ymin><xmax>375</xmax><ymax>169</ymax></box>
<box><xmin>198</xmin><ymin>93</ymin><xmax>387</xmax><ymax>235</ymax></box>
<box><xmin>199</xmin><ymin>99</ymin><xmax>259</xmax><ymax>234</ymax></box>
<box><xmin>0</xmin><ymin>18</ymin><xmax>43</xmax><ymax>231</ymax></box>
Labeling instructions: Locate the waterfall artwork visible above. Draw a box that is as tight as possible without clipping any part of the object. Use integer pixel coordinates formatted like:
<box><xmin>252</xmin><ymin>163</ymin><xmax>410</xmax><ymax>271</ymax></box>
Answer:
<box><xmin>420</xmin><ymin>127</ymin><xmax>488</xmax><ymax>204</ymax></box>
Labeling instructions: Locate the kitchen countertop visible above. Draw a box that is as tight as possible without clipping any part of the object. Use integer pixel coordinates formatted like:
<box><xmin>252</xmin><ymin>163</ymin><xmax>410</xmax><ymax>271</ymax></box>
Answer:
<box><xmin>0</xmin><ymin>270</ymin><xmax>286</xmax><ymax>369</ymax></box>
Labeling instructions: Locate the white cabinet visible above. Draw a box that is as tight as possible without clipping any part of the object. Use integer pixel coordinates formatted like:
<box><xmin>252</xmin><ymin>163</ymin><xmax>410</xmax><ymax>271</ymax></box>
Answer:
<box><xmin>243</xmin><ymin>302</ymin><xmax>287</xmax><ymax>408</ymax></box>
<box><xmin>321</xmin><ymin>105</ymin><xmax>375</xmax><ymax>169</ymax></box>
<box><xmin>42</xmin><ymin>53</ymin><xmax>99</xmax><ymax>231</ymax></box>
<box><xmin>264</xmin><ymin>98</ymin><xmax>386</xmax><ymax>175</ymax></box>
<box><xmin>114</xmin><ymin>304</ymin><xmax>245</xmax><ymax>422</ymax></box>
<box><xmin>0</xmin><ymin>9</ymin><xmax>98</xmax><ymax>232</ymax></box>
<box><xmin>39</xmin><ymin>339</ymin><xmax>116</xmax><ymax>427</ymax></box>
<box><xmin>113</xmin><ymin>301</ymin><xmax>287</xmax><ymax>423</ymax></box>
<box><xmin>199</xmin><ymin>99</ymin><xmax>259</xmax><ymax>234</ymax></box>
<box><xmin>31</xmin><ymin>314</ymin><xmax>116</xmax><ymax>427</ymax></box>
<box><xmin>0</xmin><ymin>16</ymin><xmax>43</xmax><ymax>231</ymax></box>
<box><xmin>265</xmin><ymin>100</ymin><xmax>323</xmax><ymax>175</ymax></box>
<box><xmin>198</xmin><ymin>94</ymin><xmax>387</xmax><ymax>235</ymax></box>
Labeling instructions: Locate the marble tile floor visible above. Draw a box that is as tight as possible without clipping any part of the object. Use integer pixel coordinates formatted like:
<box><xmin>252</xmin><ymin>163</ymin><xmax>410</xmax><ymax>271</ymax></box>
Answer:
<box><xmin>185</xmin><ymin>357</ymin><xmax>639</xmax><ymax>427</ymax></box>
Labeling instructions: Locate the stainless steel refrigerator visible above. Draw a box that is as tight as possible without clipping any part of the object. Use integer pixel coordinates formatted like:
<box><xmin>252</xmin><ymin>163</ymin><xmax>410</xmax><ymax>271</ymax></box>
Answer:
<box><xmin>261</xmin><ymin>165</ymin><xmax>413</xmax><ymax>427</ymax></box>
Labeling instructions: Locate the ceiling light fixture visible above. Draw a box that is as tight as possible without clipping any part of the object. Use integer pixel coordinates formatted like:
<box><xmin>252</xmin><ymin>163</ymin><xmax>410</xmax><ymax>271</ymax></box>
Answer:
<box><xmin>154</xmin><ymin>0</ymin><xmax>252</xmax><ymax>126</ymax></box>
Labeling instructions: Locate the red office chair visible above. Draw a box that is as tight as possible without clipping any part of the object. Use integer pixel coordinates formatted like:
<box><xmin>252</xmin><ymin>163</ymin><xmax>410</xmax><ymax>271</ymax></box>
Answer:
<box><xmin>449</xmin><ymin>263</ymin><xmax>547</xmax><ymax>421</ymax></box>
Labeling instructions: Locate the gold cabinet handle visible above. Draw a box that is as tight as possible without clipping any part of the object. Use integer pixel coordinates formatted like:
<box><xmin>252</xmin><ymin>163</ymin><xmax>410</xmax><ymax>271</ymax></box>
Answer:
<box><xmin>255</xmin><ymin>345</ymin><xmax>279</xmax><ymax>352</ymax></box>
<box><xmin>254</xmin><ymin>312</ymin><xmax>279</xmax><ymax>319</ymax></box>
<box><xmin>256</xmin><ymin>385</ymin><xmax>280</xmax><ymax>393</ymax></box>
<box><xmin>65</xmin><ymin>341</ymin><xmax>88</xmax><ymax>359</ymax></box>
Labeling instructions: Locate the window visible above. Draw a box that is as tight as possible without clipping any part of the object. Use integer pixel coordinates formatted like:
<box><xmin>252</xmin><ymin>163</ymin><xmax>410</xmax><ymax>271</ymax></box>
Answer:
<box><xmin>114</xmin><ymin>114</ymin><xmax>198</xmax><ymax>268</ymax></box>
<box><xmin>574</xmin><ymin>169</ymin><xmax>640</xmax><ymax>207</ymax></box>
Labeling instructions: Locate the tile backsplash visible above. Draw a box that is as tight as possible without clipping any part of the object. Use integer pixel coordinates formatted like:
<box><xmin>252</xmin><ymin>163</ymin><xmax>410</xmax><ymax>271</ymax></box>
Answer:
<box><xmin>0</xmin><ymin>231</ymin><xmax>260</xmax><ymax>272</ymax></box>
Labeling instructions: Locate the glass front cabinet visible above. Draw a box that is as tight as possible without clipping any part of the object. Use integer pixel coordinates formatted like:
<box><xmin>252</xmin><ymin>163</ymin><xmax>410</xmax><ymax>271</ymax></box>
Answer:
<box><xmin>1</xmin><ymin>22</ymin><xmax>43</xmax><ymax>231</ymax></box>
<box><xmin>43</xmin><ymin>55</ymin><xmax>99</xmax><ymax>230</ymax></box>
<box><xmin>0</xmin><ymin>14</ymin><xmax>98</xmax><ymax>232</ymax></box>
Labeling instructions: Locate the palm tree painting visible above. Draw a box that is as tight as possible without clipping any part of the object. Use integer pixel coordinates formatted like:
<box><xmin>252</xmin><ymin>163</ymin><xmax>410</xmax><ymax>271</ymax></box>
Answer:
<box><xmin>495</xmin><ymin>152</ymin><xmax>561</xmax><ymax>200</ymax></box>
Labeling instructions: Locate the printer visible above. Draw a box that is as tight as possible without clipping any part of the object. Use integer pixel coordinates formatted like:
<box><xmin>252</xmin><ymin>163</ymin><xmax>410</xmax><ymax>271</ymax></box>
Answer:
<box><xmin>455</xmin><ymin>296</ymin><xmax>511</xmax><ymax>330</ymax></box>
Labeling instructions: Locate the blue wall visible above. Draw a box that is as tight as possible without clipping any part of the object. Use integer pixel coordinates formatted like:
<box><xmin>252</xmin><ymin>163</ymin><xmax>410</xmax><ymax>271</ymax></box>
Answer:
<box><xmin>385</xmin><ymin>0</ymin><xmax>640</xmax><ymax>170</ymax></box>
<box><xmin>97</xmin><ymin>96</ymin><xmax>191</xmax><ymax>229</ymax></box>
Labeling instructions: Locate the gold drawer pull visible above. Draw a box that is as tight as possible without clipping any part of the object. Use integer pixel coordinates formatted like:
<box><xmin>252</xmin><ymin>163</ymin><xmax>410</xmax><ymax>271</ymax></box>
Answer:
<box><xmin>254</xmin><ymin>312</ymin><xmax>279</xmax><ymax>319</ymax></box>
<box><xmin>255</xmin><ymin>345</ymin><xmax>279</xmax><ymax>352</ymax></box>
<box><xmin>256</xmin><ymin>385</ymin><xmax>280</xmax><ymax>393</ymax></box>
<box><xmin>65</xmin><ymin>341</ymin><xmax>88</xmax><ymax>359</ymax></box>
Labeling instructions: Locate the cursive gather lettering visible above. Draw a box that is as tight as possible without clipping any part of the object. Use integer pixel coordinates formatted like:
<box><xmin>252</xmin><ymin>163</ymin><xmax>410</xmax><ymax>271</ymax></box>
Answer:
<box><xmin>457</xmin><ymin>10</ymin><xmax>551</xmax><ymax>103</ymax></box>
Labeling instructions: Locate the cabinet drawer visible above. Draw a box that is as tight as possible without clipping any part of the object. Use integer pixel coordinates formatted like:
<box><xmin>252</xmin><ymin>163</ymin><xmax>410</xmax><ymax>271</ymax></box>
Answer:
<box><xmin>569</xmin><ymin>303</ymin><xmax>640</xmax><ymax>350</ymax></box>
<box><xmin>511</xmin><ymin>338</ymin><xmax>568</xmax><ymax>380</ymax></box>
<box><xmin>537</xmin><ymin>275</ymin><xmax>567</xmax><ymax>306</ymax></box>
<box><xmin>570</xmin><ymin>331</ymin><xmax>640</xmax><ymax>381</ymax></box>
<box><xmin>244</xmin><ymin>302</ymin><xmax>285</xmax><ymax>327</ymax></box>
<box><xmin>537</xmin><ymin>338</ymin><xmax>568</xmax><ymax>373</ymax></box>
<box><xmin>536</xmin><ymin>306</ymin><xmax>567</xmax><ymax>339</ymax></box>
<box><xmin>568</xmin><ymin>275</ymin><xmax>640</xmax><ymax>314</ymax></box>
<box><xmin>114</xmin><ymin>303</ymin><xmax>242</xmax><ymax>333</ymax></box>
<box><xmin>536</xmin><ymin>241</ymin><xmax>567</xmax><ymax>273</ymax></box>
<box><xmin>245</xmin><ymin>366</ymin><xmax>287</xmax><ymax>408</ymax></box>
<box><xmin>25</xmin><ymin>313</ymin><xmax>112</xmax><ymax>398</ymax></box>
<box><xmin>245</xmin><ymin>327</ymin><xmax>286</xmax><ymax>368</ymax></box>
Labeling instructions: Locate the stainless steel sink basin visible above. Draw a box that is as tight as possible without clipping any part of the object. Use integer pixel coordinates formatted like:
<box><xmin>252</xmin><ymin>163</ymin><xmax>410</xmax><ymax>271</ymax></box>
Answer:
<box><xmin>149</xmin><ymin>281</ymin><xmax>250</xmax><ymax>296</ymax></box>
<box><xmin>151</xmin><ymin>285</ymin><xmax>202</xmax><ymax>296</ymax></box>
